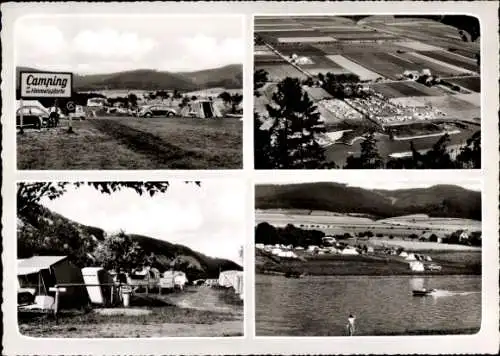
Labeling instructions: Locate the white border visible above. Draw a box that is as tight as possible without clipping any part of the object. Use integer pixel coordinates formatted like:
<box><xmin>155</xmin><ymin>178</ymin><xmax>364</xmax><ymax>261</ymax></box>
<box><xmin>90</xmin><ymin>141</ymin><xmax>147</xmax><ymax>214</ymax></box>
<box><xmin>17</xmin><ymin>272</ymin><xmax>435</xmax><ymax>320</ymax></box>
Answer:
<box><xmin>2</xmin><ymin>1</ymin><xmax>499</xmax><ymax>355</ymax></box>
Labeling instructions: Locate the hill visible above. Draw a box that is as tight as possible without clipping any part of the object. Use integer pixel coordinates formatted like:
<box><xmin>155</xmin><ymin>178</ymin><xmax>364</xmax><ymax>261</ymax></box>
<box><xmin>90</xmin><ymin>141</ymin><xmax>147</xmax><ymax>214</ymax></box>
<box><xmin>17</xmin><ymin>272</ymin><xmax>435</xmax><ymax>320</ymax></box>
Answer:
<box><xmin>255</xmin><ymin>183</ymin><xmax>481</xmax><ymax>220</ymax></box>
<box><xmin>16</xmin><ymin>64</ymin><xmax>243</xmax><ymax>91</ymax></box>
<box><xmin>17</xmin><ymin>203</ymin><xmax>242</xmax><ymax>281</ymax></box>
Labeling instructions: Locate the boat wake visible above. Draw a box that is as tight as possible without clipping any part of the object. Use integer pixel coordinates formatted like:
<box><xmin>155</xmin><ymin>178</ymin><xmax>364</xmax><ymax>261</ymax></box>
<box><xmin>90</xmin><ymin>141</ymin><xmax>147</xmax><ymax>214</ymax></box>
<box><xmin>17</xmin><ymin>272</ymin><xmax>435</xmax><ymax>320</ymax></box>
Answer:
<box><xmin>430</xmin><ymin>289</ymin><xmax>480</xmax><ymax>297</ymax></box>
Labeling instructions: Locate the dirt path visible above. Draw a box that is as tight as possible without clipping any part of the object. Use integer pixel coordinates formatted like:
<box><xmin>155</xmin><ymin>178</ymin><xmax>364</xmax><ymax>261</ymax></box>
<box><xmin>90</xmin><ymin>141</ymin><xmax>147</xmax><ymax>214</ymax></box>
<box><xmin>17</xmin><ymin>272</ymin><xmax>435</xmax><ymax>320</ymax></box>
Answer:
<box><xmin>164</xmin><ymin>287</ymin><xmax>242</xmax><ymax>314</ymax></box>
<box><xmin>20</xmin><ymin>320</ymin><xmax>243</xmax><ymax>338</ymax></box>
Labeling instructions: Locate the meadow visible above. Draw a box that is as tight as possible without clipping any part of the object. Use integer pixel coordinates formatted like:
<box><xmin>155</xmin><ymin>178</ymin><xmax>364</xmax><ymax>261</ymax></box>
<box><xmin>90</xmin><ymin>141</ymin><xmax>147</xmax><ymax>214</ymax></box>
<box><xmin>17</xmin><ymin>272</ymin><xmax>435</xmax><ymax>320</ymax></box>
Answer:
<box><xmin>17</xmin><ymin>116</ymin><xmax>242</xmax><ymax>170</ymax></box>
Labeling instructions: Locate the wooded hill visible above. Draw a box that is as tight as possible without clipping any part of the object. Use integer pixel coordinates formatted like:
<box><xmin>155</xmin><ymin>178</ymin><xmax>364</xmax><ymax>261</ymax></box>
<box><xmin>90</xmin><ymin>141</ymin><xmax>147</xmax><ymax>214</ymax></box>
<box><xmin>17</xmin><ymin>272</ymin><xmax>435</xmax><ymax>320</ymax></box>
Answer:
<box><xmin>255</xmin><ymin>183</ymin><xmax>481</xmax><ymax>220</ymax></box>
<box><xmin>17</xmin><ymin>203</ymin><xmax>242</xmax><ymax>281</ymax></box>
<box><xmin>16</xmin><ymin>64</ymin><xmax>243</xmax><ymax>91</ymax></box>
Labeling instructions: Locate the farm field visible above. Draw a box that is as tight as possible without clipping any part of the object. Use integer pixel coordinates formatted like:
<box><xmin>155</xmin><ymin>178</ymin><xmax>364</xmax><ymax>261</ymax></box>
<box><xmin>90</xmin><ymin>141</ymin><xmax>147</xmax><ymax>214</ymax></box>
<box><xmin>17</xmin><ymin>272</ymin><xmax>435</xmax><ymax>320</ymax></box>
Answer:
<box><xmin>447</xmin><ymin>76</ymin><xmax>481</xmax><ymax>93</ymax></box>
<box><xmin>255</xmin><ymin>64</ymin><xmax>306</xmax><ymax>81</ymax></box>
<box><xmin>370</xmin><ymin>81</ymin><xmax>447</xmax><ymax>98</ymax></box>
<box><xmin>419</xmin><ymin>50</ymin><xmax>479</xmax><ymax>73</ymax></box>
<box><xmin>17</xmin><ymin>116</ymin><xmax>242</xmax><ymax>170</ymax></box>
<box><xmin>255</xmin><ymin>211</ymin><xmax>480</xmax><ymax>235</ymax></box>
<box><xmin>368</xmin><ymin>238</ymin><xmax>481</xmax><ymax>252</ymax></box>
<box><xmin>344</xmin><ymin>51</ymin><xmax>464</xmax><ymax>79</ymax></box>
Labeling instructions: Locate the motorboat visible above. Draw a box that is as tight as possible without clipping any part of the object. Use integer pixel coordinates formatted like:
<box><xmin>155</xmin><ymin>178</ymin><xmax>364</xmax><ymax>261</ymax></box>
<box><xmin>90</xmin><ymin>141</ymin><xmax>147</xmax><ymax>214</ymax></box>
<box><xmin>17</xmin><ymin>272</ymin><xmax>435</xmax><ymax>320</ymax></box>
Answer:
<box><xmin>412</xmin><ymin>288</ymin><xmax>436</xmax><ymax>296</ymax></box>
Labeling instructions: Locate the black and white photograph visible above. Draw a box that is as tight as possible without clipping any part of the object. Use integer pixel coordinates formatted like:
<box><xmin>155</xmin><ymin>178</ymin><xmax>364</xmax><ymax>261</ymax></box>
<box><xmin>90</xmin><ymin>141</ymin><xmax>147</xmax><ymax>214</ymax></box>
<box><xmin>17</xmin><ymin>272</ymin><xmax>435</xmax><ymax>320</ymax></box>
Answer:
<box><xmin>255</xmin><ymin>179</ymin><xmax>481</xmax><ymax>336</ymax></box>
<box><xmin>254</xmin><ymin>15</ymin><xmax>481</xmax><ymax>169</ymax></box>
<box><xmin>17</xmin><ymin>181</ymin><xmax>245</xmax><ymax>337</ymax></box>
<box><xmin>15</xmin><ymin>14</ymin><xmax>244</xmax><ymax>170</ymax></box>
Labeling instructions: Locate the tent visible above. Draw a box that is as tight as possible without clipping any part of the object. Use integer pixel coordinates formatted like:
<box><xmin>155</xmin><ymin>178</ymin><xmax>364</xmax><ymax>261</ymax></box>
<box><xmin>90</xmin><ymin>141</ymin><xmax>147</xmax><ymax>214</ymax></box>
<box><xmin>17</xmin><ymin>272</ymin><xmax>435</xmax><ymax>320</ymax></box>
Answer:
<box><xmin>409</xmin><ymin>261</ymin><xmax>425</xmax><ymax>272</ymax></box>
<box><xmin>180</xmin><ymin>100</ymin><xmax>222</xmax><ymax>118</ymax></box>
<box><xmin>405</xmin><ymin>253</ymin><xmax>417</xmax><ymax>261</ymax></box>
<box><xmin>18</xmin><ymin>256</ymin><xmax>89</xmax><ymax>308</ymax></box>
<box><xmin>16</xmin><ymin>100</ymin><xmax>47</xmax><ymax>111</ymax></box>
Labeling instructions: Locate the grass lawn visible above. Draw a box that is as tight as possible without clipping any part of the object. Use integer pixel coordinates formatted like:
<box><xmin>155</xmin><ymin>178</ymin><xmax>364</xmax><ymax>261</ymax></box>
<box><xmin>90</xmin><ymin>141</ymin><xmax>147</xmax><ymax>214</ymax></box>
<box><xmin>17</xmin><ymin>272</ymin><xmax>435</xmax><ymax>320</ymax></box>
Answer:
<box><xmin>17</xmin><ymin>116</ymin><xmax>242</xmax><ymax>170</ymax></box>
<box><xmin>19</xmin><ymin>288</ymin><xmax>243</xmax><ymax>337</ymax></box>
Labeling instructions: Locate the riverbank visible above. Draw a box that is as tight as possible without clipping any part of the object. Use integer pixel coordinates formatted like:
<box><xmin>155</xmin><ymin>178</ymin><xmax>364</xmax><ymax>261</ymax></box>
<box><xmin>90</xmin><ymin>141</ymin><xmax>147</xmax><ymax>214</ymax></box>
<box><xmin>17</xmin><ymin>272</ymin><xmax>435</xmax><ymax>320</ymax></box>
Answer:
<box><xmin>19</xmin><ymin>287</ymin><xmax>243</xmax><ymax>337</ymax></box>
<box><xmin>255</xmin><ymin>249</ymin><xmax>481</xmax><ymax>276</ymax></box>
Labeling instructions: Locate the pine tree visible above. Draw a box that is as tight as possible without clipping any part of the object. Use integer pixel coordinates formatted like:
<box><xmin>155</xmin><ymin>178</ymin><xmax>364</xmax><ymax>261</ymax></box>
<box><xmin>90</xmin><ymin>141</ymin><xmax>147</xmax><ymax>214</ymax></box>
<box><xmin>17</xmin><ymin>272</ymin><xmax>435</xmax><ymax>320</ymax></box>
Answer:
<box><xmin>265</xmin><ymin>77</ymin><xmax>327</xmax><ymax>169</ymax></box>
<box><xmin>455</xmin><ymin>130</ymin><xmax>480</xmax><ymax>168</ymax></box>
<box><xmin>422</xmin><ymin>133</ymin><xmax>455</xmax><ymax>168</ymax></box>
<box><xmin>358</xmin><ymin>132</ymin><xmax>384</xmax><ymax>168</ymax></box>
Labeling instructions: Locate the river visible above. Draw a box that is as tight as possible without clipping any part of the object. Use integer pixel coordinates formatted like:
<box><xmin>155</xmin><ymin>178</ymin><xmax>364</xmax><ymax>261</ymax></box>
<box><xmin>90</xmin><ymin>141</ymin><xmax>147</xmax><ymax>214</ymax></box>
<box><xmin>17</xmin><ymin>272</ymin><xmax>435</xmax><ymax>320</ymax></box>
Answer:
<box><xmin>325</xmin><ymin>126</ymin><xmax>477</xmax><ymax>166</ymax></box>
<box><xmin>256</xmin><ymin>274</ymin><xmax>481</xmax><ymax>336</ymax></box>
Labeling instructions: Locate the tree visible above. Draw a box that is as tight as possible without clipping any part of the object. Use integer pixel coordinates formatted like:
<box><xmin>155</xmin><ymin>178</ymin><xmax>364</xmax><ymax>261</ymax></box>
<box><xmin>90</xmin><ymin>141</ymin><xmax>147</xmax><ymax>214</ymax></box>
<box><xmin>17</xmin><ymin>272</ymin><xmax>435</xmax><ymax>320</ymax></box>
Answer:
<box><xmin>94</xmin><ymin>231</ymin><xmax>146</xmax><ymax>273</ymax></box>
<box><xmin>456</xmin><ymin>131</ymin><xmax>480</xmax><ymax>168</ymax></box>
<box><xmin>423</xmin><ymin>133</ymin><xmax>455</xmax><ymax>168</ymax></box>
<box><xmin>128</xmin><ymin>93</ymin><xmax>138</xmax><ymax>108</ymax></box>
<box><xmin>17</xmin><ymin>182</ymin><xmax>200</xmax><ymax>214</ymax></box>
<box><xmin>173</xmin><ymin>90</ymin><xmax>182</xmax><ymax>99</ymax></box>
<box><xmin>266</xmin><ymin>77</ymin><xmax>327</xmax><ymax>169</ymax></box>
<box><xmin>254</xmin><ymin>69</ymin><xmax>269</xmax><ymax>96</ymax></box>
<box><xmin>254</xmin><ymin>113</ymin><xmax>274</xmax><ymax>169</ymax></box>
<box><xmin>179</xmin><ymin>96</ymin><xmax>191</xmax><ymax>108</ymax></box>
<box><xmin>219</xmin><ymin>91</ymin><xmax>232</xmax><ymax>104</ymax></box>
<box><xmin>230</xmin><ymin>93</ymin><xmax>243</xmax><ymax>113</ymax></box>
<box><xmin>344</xmin><ymin>132</ymin><xmax>384</xmax><ymax>169</ymax></box>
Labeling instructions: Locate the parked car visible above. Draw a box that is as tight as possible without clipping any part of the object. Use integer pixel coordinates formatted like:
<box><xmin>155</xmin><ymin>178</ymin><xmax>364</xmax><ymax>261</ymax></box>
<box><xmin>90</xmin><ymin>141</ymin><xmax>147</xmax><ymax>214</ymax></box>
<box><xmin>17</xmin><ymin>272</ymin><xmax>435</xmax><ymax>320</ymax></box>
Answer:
<box><xmin>69</xmin><ymin>105</ymin><xmax>86</xmax><ymax>120</ymax></box>
<box><xmin>16</xmin><ymin>105</ymin><xmax>53</xmax><ymax>129</ymax></box>
<box><xmin>138</xmin><ymin>104</ymin><xmax>177</xmax><ymax>118</ymax></box>
<box><xmin>427</xmin><ymin>263</ymin><xmax>442</xmax><ymax>271</ymax></box>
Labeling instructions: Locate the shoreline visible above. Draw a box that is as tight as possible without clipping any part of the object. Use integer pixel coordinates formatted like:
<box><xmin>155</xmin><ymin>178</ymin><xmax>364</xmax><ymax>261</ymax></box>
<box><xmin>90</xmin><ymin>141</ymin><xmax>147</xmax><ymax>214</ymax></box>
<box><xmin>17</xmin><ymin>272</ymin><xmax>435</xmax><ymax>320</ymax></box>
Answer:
<box><xmin>256</xmin><ymin>270</ymin><xmax>481</xmax><ymax>277</ymax></box>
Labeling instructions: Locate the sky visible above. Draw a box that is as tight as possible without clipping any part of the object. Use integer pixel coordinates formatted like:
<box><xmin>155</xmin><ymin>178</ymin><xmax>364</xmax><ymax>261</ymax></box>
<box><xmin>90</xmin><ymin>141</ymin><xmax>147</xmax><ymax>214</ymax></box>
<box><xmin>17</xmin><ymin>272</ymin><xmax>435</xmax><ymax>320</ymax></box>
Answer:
<box><xmin>15</xmin><ymin>15</ymin><xmax>244</xmax><ymax>74</ymax></box>
<box><xmin>39</xmin><ymin>181</ymin><xmax>246</xmax><ymax>264</ymax></box>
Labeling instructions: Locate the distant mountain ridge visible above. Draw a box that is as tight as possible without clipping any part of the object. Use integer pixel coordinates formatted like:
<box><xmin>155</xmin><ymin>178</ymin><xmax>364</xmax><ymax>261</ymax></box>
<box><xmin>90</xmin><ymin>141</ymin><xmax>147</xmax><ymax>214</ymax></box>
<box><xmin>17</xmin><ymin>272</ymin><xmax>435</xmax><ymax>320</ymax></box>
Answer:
<box><xmin>16</xmin><ymin>64</ymin><xmax>243</xmax><ymax>91</ymax></box>
<box><xmin>17</xmin><ymin>204</ymin><xmax>242</xmax><ymax>280</ymax></box>
<box><xmin>255</xmin><ymin>183</ymin><xmax>481</xmax><ymax>220</ymax></box>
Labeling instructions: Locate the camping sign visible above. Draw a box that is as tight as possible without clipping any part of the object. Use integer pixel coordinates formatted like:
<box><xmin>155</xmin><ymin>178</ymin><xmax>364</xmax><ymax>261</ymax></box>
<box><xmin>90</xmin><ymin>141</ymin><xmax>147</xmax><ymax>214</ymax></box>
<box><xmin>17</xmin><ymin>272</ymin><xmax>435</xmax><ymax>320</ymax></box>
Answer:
<box><xmin>20</xmin><ymin>71</ymin><xmax>72</xmax><ymax>98</ymax></box>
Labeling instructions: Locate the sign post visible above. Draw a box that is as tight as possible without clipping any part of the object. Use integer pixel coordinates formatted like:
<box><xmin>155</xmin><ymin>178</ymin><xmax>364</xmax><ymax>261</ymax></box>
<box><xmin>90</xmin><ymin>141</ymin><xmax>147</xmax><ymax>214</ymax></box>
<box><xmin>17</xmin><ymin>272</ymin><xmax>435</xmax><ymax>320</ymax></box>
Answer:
<box><xmin>19</xmin><ymin>98</ymin><xmax>24</xmax><ymax>134</ymax></box>
<box><xmin>66</xmin><ymin>101</ymin><xmax>76</xmax><ymax>133</ymax></box>
<box><xmin>19</xmin><ymin>71</ymin><xmax>73</xmax><ymax>134</ymax></box>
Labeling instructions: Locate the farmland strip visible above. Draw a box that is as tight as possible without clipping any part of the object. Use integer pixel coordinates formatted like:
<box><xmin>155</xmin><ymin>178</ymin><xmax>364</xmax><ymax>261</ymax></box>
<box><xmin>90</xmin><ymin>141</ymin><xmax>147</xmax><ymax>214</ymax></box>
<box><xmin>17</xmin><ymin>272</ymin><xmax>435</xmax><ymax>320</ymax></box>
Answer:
<box><xmin>325</xmin><ymin>55</ymin><xmax>382</xmax><ymax>80</ymax></box>
<box><xmin>407</xmin><ymin>52</ymin><xmax>474</xmax><ymax>74</ymax></box>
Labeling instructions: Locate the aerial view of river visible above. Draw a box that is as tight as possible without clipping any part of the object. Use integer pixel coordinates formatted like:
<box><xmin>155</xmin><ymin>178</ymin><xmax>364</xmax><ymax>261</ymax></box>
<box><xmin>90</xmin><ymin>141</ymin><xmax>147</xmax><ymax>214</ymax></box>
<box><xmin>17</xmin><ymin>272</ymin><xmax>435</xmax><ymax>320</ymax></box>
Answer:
<box><xmin>256</xmin><ymin>274</ymin><xmax>481</xmax><ymax>336</ymax></box>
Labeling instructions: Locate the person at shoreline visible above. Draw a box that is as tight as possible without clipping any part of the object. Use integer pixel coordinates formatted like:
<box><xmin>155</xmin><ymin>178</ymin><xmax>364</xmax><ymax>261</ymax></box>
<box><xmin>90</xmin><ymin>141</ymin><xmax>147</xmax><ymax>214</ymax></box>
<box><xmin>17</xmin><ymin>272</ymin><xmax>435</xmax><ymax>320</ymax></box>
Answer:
<box><xmin>347</xmin><ymin>314</ymin><xmax>356</xmax><ymax>336</ymax></box>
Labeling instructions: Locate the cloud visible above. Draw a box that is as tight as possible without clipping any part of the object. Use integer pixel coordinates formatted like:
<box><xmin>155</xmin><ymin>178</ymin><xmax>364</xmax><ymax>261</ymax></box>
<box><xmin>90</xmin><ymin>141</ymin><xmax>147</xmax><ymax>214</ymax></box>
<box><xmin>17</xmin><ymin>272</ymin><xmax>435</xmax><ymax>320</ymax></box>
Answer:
<box><xmin>160</xmin><ymin>34</ymin><xmax>244</xmax><ymax>71</ymax></box>
<box><xmin>72</xmin><ymin>29</ymin><xmax>158</xmax><ymax>61</ymax></box>
<box><xmin>16</xmin><ymin>24</ymin><xmax>67</xmax><ymax>59</ymax></box>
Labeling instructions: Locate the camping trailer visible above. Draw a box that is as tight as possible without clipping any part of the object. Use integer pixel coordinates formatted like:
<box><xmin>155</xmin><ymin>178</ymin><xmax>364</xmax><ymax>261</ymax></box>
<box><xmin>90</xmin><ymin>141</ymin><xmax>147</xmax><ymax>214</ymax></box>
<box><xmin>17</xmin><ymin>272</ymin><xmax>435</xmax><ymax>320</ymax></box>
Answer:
<box><xmin>180</xmin><ymin>100</ymin><xmax>222</xmax><ymax>119</ymax></box>
<box><xmin>81</xmin><ymin>267</ymin><xmax>117</xmax><ymax>305</ymax></box>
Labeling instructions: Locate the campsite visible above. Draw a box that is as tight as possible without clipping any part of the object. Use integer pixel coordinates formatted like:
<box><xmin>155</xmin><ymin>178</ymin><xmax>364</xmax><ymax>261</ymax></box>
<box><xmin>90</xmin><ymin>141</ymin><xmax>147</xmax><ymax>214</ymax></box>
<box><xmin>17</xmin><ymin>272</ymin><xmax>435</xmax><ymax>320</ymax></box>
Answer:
<box><xmin>16</xmin><ymin>87</ymin><xmax>243</xmax><ymax>170</ymax></box>
<box><xmin>17</xmin><ymin>181</ymin><xmax>245</xmax><ymax>337</ymax></box>
<box><xmin>254</xmin><ymin>15</ymin><xmax>481</xmax><ymax>168</ymax></box>
<box><xmin>254</xmin><ymin>180</ymin><xmax>482</xmax><ymax>336</ymax></box>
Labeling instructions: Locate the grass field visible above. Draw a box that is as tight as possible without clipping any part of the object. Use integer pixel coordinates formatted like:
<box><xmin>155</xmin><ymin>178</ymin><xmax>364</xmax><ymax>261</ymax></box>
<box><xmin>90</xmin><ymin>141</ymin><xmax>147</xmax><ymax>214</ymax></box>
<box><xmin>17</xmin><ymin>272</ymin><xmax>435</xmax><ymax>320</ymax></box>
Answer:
<box><xmin>256</xmin><ymin>248</ymin><xmax>481</xmax><ymax>276</ymax></box>
<box><xmin>17</xmin><ymin>117</ymin><xmax>242</xmax><ymax>170</ymax></box>
<box><xmin>447</xmin><ymin>76</ymin><xmax>481</xmax><ymax>93</ymax></box>
<box><xmin>255</xmin><ymin>64</ymin><xmax>306</xmax><ymax>81</ymax></box>
<box><xmin>19</xmin><ymin>288</ymin><xmax>243</xmax><ymax>337</ymax></box>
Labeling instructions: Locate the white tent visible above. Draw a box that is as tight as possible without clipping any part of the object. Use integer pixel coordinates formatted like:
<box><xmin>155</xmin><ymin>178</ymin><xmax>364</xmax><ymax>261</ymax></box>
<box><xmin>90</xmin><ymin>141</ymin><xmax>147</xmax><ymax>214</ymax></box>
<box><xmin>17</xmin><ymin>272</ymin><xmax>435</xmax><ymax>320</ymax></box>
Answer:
<box><xmin>16</xmin><ymin>100</ymin><xmax>47</xmax><ymax>111</ymax></box>
<box><xmin>405</xmin><ymin>253</ymin><xmax>417</xmax><ymax>261</ymax></box>
<box><xmin>341</xmin><ymin>247</ymin><xmax>359</xmax><ymax>255</ymax></box>
<box><xmin>180</xmin><ymin>100</ymin><xmax>222</xmax><ymax>118</ymax></box>
<box><xmin>399</xmin><ymin>251</ymin><xmax>409</xmax><ymax>258</ymax></box>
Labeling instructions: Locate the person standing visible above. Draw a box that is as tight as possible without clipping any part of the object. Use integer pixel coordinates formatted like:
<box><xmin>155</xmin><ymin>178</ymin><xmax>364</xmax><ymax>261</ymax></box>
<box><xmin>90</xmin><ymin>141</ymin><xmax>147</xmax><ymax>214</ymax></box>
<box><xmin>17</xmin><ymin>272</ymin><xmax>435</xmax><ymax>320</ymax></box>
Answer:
<box><xmin>347</xmin><ymin>314</ymin><xmax>356</xmax><ymax>336</ymax></box>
